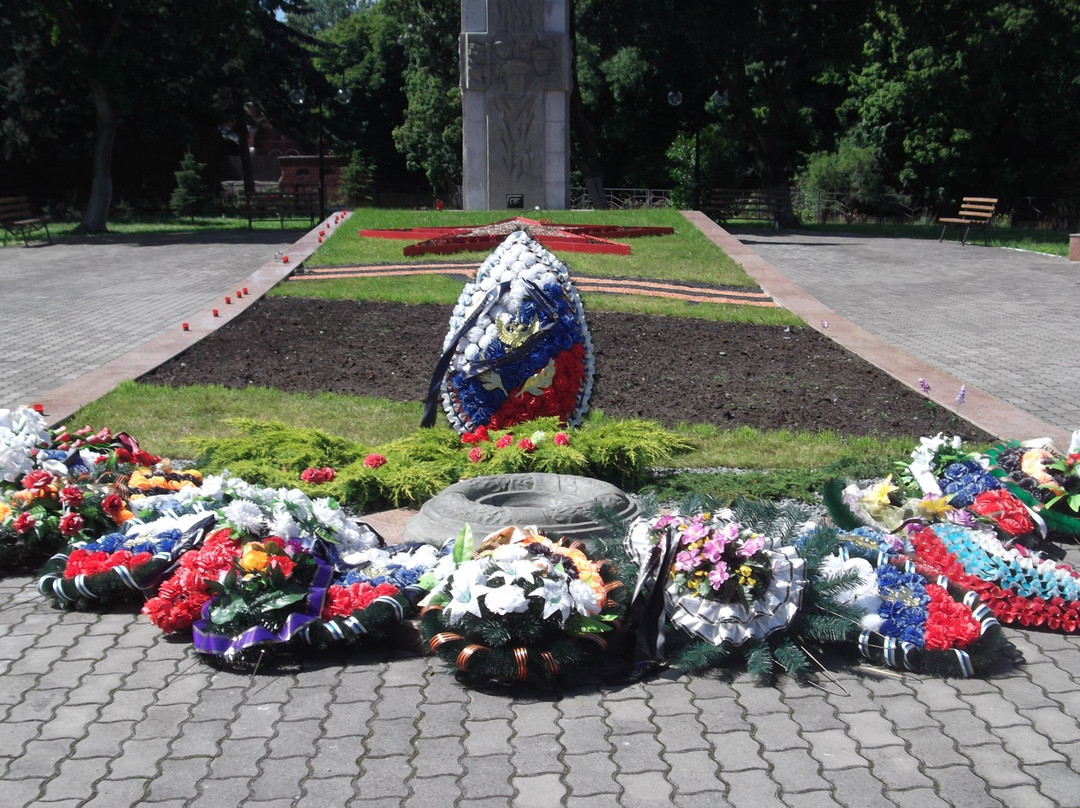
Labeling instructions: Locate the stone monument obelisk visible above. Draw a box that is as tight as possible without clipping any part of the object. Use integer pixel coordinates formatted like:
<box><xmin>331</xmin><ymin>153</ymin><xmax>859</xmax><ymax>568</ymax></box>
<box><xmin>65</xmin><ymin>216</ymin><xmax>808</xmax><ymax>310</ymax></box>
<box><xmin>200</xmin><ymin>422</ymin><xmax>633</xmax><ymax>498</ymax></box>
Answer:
<box><xmin>460</xmin><ymin>0</ymin><xmax>570</xmax><ymax>211</ymax></box>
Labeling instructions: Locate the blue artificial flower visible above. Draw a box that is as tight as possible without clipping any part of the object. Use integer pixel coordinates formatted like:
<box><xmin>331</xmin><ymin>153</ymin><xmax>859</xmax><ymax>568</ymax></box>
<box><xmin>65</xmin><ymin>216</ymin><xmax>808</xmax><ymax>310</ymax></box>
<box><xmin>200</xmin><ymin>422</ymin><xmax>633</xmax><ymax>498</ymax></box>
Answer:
<box><xmin>940</xmin><ymin>461</ymin><xmax>1001</xmax><ymax>507</ymax></box>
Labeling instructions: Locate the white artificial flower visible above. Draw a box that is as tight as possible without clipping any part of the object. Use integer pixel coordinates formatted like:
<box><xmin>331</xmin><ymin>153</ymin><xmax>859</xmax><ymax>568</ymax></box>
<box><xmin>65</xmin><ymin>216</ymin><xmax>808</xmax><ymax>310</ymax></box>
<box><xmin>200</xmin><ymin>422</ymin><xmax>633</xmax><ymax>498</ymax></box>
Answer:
<box><xmin>487</xmin><ymin>558</ymin><xmax>539</xmax><ymax>587</ymax></box>
<box><xmin>444</xmin><ymin>564</ymin><xmax>490</xmax><ymax>624</ymax></box>
<box><xmin>530</xmin><ymin>431</ymin><xmax>547</xmax><ymax>445</ymax></box>
<box><xmin>490</xmin><ymin>544</ymin><xmax>530</xmax><ymax>563</ymax></box>
<box><xmin>267</xmin><ymin>508</ymin><xmax>301</xmax><ymax>541</ymax></box>
<box><xmin>222</xmin><ymin>499</ymin><xmax>264</xmax><ymax>534</ymax></box>
<box><xmin>530</xmin><ymin>577</ymin><xmax>571</xmax><ymax>622</ymax></box>
<box><xmin>312</xmin><ymin>498</ymin><xmax>344</xmax><ymax>531</ymax></box>
<box><xmin>568</xmin><ymin>578</ymin><xmax>601</xmax><ymax>616</ymax></box>
<box><xmin>197</xmin><ymin>474</ymin><xmax>225</xmax><ymax>500</ymax></box>
<box><xmin>483</xmin><ymin>584</ymin><xmax>529</xmax><ymax>615</ymax></box>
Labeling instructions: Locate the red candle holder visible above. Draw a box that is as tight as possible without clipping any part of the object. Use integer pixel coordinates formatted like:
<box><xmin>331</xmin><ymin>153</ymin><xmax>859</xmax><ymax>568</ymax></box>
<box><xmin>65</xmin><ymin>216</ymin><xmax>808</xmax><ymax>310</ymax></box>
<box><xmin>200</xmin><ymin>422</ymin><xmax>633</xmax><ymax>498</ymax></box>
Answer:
<box><xmin>243</xmin><ymin>287</ymin><xmax>249</xmax><ymax>294</ymax></box>
<box><xmin>282</xmin><ymin>256</ymin><xmax>290</xmax><ymax>264</ymax></box>
<box><xmin>182</xmin><ymin>323</ymin><xmax>189</xmax><ymax>331</ymax></box>
<box><xmin>225</xmin><ymin>296</ymin><xmax>231</xmax><ymax>304</ymax></box>
<box><xmin>33</xmin><ymin>404</ymin><xmax>44</xmax><ymax>414</ymax></box>
<box><xmin>213</xmin><ymin>309</ymin><xmax>219</xmax><ymax>317</ymax></box>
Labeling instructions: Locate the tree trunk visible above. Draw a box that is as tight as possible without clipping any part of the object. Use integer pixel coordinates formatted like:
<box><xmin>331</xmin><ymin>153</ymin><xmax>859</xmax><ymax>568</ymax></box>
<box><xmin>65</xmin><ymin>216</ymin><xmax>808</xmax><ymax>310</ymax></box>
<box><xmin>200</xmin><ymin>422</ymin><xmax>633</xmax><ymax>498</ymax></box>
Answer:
<box><xmin>235</xmin><ymin>90</ymin><xmax>255</xmax><ymax>194</ymax></box>
<box><xmin>79</xmin><ymin>76</ymin><xmax>117</xmax><ymax>234</ymax></box>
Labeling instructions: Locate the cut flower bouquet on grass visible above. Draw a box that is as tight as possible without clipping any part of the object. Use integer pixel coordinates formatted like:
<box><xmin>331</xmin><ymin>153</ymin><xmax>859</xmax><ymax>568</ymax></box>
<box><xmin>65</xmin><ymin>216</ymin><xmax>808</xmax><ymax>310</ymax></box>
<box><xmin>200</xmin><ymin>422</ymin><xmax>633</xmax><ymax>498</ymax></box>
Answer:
<box><xmin>420</xmin><ymin>524</ymin><xmax>627</xmax><ymax>686</ymax></box>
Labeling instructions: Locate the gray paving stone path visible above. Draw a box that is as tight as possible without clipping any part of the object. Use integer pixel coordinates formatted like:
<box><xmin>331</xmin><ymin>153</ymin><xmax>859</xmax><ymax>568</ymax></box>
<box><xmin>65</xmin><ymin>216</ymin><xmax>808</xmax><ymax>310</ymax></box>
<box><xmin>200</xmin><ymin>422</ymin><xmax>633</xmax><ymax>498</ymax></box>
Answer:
<box><xmin>732</xmin><ymin>229</ymin><xmax>1080</xmax><ymax>437</ymax></box>
<box><xmin>3</xmin><ymin>222</ymin><xmax>1080</xmax><ymax>806</ymax></box>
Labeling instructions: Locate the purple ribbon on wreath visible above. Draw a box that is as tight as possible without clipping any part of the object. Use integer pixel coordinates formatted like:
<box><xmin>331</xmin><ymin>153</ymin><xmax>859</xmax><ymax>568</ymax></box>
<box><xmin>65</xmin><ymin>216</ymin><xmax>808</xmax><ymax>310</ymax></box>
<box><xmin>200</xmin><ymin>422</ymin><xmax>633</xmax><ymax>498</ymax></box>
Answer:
<box><xmin>193</xmin><ymin>558</ymin><xmax>335</xmax><ymax>658</ymax></box>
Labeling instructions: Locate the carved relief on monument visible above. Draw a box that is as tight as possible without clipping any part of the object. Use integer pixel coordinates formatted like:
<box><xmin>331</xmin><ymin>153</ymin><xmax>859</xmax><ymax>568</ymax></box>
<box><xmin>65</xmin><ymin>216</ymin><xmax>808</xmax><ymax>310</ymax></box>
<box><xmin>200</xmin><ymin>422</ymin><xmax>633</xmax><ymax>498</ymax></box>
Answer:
<box><xmin>462</xmin><ymin>1</ymin><xmax>567</xmax><ymax>190</ymax></box>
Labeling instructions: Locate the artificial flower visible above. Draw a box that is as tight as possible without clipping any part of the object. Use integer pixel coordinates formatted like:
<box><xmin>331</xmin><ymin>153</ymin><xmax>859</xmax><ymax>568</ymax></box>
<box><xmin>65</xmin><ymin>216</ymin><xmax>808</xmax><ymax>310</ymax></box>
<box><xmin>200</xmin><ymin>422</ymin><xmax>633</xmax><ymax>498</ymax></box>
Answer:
<box><xmin>59</xmin><ymin>512</ymin><xmax>84</xmax><ymax>537</ymax></box>
<box><xmin>364</xmin><ymin>454</ymin><xmax>387</xmax><ymax>469</ymax></box>
<box><xmin>468</xmin><ymin>447</ymin><xmax>485</xmax><ymax>463</ymax></box>
<box><xmin>300</xmin><ymin>466</ymin><xmax>336</xmax><ymax>484</ymax></box>
<box><xmin>554</xmin><ymin>432</ymin><xmax>570</xmax><ymax>446</ymax></box>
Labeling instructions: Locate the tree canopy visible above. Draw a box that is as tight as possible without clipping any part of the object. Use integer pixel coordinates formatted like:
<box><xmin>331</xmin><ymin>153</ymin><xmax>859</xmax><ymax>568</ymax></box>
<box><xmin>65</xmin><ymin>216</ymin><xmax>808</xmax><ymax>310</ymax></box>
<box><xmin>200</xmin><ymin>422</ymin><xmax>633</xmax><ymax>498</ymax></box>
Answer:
<box><xmin>2</xmin><ymin>0</ymin><xmax>1077</xmax><ymax>227</ymax></box>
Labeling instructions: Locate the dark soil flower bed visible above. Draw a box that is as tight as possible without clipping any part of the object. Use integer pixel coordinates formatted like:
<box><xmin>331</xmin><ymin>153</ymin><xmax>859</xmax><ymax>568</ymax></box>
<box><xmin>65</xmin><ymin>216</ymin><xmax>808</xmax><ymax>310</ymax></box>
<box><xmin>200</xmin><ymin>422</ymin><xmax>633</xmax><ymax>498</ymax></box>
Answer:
<box><xmin>139</xmin><ymin>297</ymin><xmax>994</xmax><ymax>443</ymax></box>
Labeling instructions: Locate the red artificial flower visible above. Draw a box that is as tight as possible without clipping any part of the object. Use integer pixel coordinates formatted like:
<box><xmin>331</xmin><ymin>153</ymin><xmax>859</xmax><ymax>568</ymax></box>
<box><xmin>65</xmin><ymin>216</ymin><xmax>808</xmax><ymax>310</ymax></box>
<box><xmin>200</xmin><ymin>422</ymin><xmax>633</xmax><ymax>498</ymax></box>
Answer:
<box><xmin>142</xmin><ymin>528</ymin><xmax>241</xmax><ymax>633</ymax></box>
<box><xmin>923</xmin><ymin>584</ymin><xmax>981</xmax><ymax>650</ymax></box>
<box><xmin>321</xmin><ymin>581</ymin><xmax>400</xmax><ymax>619</ymax></box>
<box><xmin>462</xmin><ymin>426</ymin><xmax>490</xmax><ymax>444</ymax></box>
<box><xmin>59</xmin><ymin>512</ymin><xmax>85</xmax><ymax>537</ymax></box>
<box><xmin>12</xmin><ymin>512</ymin><xmax>36</xmax><ymax>534</ymax></box>
<box><xmin>301</xmin><ymin>466</ymin><xmax>336</xmax><ymax>484</ymax></box>
<box><xmin>114</xmin><ymin>448</ymin><xmax>134</xmax><ymax>464</ymax></box>
<box><xmin>487</xmin><ymin>343</ymin><xmax>587</xmax><ymax>430</ymax></box>
<box><xmin>468</xmin><ymin>447</ymin><xmax>485</xmax><ymax>463</ymax></box>
<box><xmin>135</xmin><ymin>450</ymin><xmax>161</xmax><ymax>466</ymax></box>
<box><xmin>970</xmin><ymin>489</ymin><xmax>1035</xmax><ymax>537</ymax></box>
<box><xmin>58</xmin><ymin>486</ymin><xmax>83</xmax><ymax>507</ymax></box>
<box><xmin>554</xmin><ymin>432</ymin><xmax>570</xmax><ymax>446</ymax></box>
<box><xmin>517</xmin><ymin>438</ymin><xmax>537</xmax><ymax>453</ymax></box>
<box><xmin>268</xmin><ymin>554</ymin><xmax>297</xmax><ymax>578</ymax></box>
<box><xmin>21</xmin><ymin>469</ymin><xmax>54</xmax><ymax>493</ymax></box>
<box><xmin>63</xmin><ymin>549</ymin><xmax>152</xmax><ymax>579</ymax></box>
<box><xmin>495</xmin><ymin>434</ymin><xmax>514</xmax><ymax>449</ymax></box>
<box><xmin>101</xmin><ymin>494</ymin><xmax>126</xmax><ymax>517</ymax></box>
<box><xmin>364</xmin><ymin>454</ymin><xmax>387</xmax><ymax>469</ymax></box>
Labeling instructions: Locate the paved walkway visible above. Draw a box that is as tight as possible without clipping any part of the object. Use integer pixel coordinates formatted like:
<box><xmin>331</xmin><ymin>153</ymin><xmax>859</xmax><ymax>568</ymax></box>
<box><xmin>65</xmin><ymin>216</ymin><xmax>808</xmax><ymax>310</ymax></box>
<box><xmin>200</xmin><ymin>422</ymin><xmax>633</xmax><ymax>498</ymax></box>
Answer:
<box><xmin>0</xmin><ymin>228</ymin><xmax>319</xmax><ymax>424</ymax></box>
<box><xmin>4</xmin><ymin>218</ymin><xmax>1080</xmax><ymax>807</ymax></box>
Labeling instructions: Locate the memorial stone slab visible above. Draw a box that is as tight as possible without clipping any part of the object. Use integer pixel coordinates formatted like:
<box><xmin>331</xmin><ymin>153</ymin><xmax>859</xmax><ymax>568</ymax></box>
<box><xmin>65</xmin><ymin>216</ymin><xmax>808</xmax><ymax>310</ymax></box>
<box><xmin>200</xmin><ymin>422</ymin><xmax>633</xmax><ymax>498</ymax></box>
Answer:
<box><xmin>460</xmin><ymin>0</ymin><xmax>570</xmax><ymax>211</ymax></box>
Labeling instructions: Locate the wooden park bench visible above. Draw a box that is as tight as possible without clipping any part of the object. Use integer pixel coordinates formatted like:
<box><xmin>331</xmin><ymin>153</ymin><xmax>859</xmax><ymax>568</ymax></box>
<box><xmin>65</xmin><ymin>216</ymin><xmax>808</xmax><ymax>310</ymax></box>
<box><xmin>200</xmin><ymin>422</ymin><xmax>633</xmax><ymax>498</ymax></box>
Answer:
<box><xmin>0</xmin><ymin>196</ymin><xmax>51</xmax><ymax>246</ymax></box>
<box><xmin>704</xmin><ymin>188</ymin><xmax>790</xmax><ymax>229</ymax></box>
<box><xmin>939</xmin><ymin>197</ymin><xmax>997</xmax><ymax>245</ymax></box>
<box><xmin>240</xmin><ymin>191</ymin><xmax>318</xmax><ymax>230</ymax></box>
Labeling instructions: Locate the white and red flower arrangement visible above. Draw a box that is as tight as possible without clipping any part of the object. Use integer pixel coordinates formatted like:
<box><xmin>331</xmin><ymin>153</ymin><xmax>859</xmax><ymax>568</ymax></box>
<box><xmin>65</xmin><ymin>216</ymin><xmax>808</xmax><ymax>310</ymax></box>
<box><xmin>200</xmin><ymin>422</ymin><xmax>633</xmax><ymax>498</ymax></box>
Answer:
<box><xmin>427</xmin><ymin>231</ymin><xmax>594</xmax><ymax>434</ymax></box>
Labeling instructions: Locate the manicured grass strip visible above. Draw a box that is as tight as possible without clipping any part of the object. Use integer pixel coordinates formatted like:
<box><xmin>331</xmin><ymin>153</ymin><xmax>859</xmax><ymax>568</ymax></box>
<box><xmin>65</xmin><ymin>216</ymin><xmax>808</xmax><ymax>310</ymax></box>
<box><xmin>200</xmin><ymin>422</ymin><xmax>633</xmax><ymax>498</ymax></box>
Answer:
<box><xmin>70</xmin><ymin>381</ymin><xmax>434</xmax><ymax>460</ymax></box>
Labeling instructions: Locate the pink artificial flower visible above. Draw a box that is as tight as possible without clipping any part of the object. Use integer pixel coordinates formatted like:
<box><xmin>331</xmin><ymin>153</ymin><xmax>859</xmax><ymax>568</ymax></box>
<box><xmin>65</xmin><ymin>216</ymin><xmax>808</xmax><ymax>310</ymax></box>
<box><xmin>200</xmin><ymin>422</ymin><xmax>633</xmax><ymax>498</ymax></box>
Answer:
<box><xmin>680</xmin><ymin>517</ymin><xmax>711</xmax><ymax>545</ymax></box>
<box><xmin>736</xmin><ymin>535</ymin><xmax>766</xmax><ymax>558</ymax></box>
<box><xmin>363</xmin><ymin>454</ymin><xmax>387</xmax><ymax>469</ymax></box>
<box><xmin>701</xmin><ymin>538</ymin><xmax>727</xmax><ymax>563</ymax></box>
<box><xmin>708</xmin><ymin>562</ymin><xmax>730</xmax><ymax>590</ymax></box>
<box><xmin>554</xmin><ymin>432</ymin><xmax>570</xmax><ymax>446</ymax></box>
<box><xmin>675</xmin><ymin>548</ymin><xmax>700</xmax><ymax>572</ymax></box>
<box><xmin>468</xmin><ymin>447</ymin><xmax>485</xmax><ymax>463</ymax></box>
<box><xmin>496</xmin><ymin>434</ymin><xmax>514</xmax><ymax>449</ymax></box>
<box><xmin>516</xmin><ymin>438</ymin><xmax>537</xmax><ymax>453</ymax></box>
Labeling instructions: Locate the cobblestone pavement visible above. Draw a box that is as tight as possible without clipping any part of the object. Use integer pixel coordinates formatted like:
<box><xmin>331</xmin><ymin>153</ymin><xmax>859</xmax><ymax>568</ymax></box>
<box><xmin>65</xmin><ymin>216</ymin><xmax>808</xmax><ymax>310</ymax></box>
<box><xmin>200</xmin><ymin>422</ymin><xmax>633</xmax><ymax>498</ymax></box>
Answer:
<box><xmin>730</xmin><ymin>229</ymin><xmax>1080</xmax><ymax>437</ymax></box>
<box><xmin>0</xmin><ymin>229</ymin><xmax>304</xmax><ymax>419</ymax></box>
<box><xmin>6</xmin><ymin>552</ymin><xmax>1080</xmax><ymax>808</ymax></box>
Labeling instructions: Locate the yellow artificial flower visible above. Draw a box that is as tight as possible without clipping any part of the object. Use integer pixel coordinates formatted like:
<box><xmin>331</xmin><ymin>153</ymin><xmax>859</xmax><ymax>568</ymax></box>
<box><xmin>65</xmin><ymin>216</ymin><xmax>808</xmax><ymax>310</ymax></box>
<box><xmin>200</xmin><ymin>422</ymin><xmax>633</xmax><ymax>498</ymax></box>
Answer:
<box><xmin>239</xmin><ymin>543</ymin><xmax>271</xmax><ymax>573</ymax></box>
<box><xmin>0</xmin><ymin>501</ymin><xmax>10</xmax><ymax>522</ymax></box>
<box><xmin>864</xmin><ymin>474</ymin><xmax>899</xmax><ymax>507</ymax></box>
<box><xmin>917</xmin><ymin>495</ymin><xmax>954</xmax><ymax>519</ymax></box>
<box><xmin>737</xmin><ymin>564</ymin><xmax>754</xmax><ymax>584</ymax></box>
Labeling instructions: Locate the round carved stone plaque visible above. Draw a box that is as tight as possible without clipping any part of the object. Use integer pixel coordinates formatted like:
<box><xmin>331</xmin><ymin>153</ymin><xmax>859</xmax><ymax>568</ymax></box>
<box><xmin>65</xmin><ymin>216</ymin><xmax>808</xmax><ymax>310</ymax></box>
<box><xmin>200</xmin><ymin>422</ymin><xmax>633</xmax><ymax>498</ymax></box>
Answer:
<box><xmin>403</xmin><ymin>472</ymin><xmax>639</xmax><ymax>546</ymax></box>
